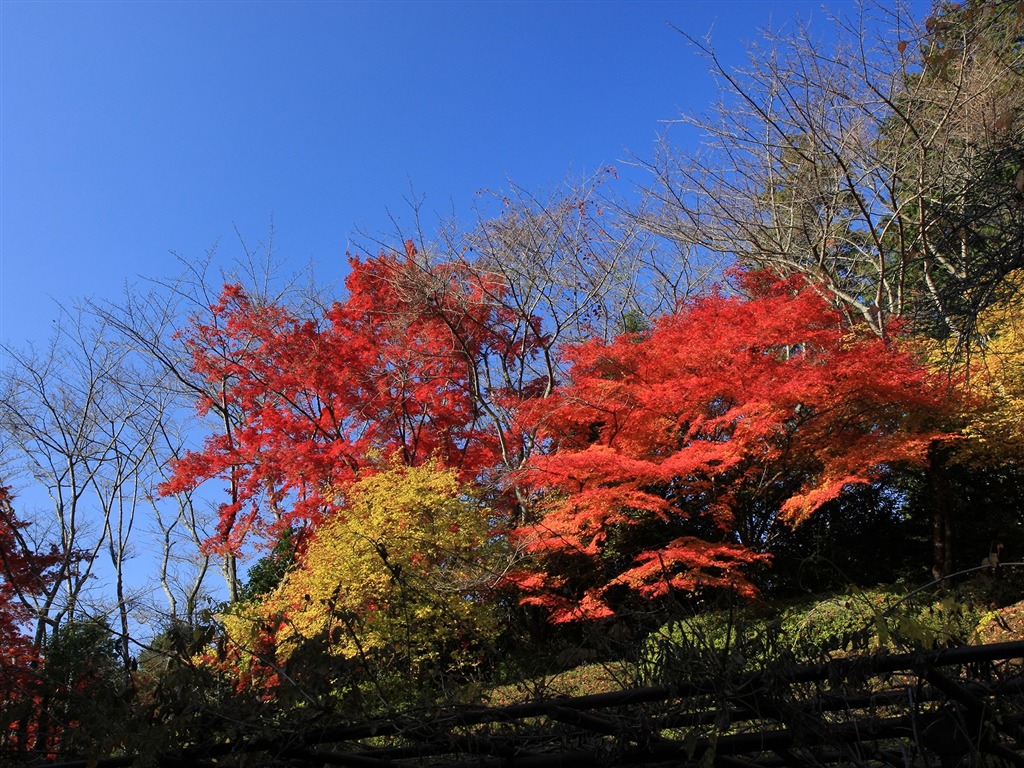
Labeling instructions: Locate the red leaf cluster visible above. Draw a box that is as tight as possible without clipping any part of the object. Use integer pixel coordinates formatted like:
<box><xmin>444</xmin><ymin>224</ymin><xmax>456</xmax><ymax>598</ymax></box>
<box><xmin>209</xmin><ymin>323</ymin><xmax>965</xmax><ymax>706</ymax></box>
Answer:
<box><xmin>514</xmin><ymin>273</ymin><xmax>951</xmax><ymax>621</ymax></box>
<box><xmin>163</xmin><ymin>253</ymin><xmax>542</xmax><ymax>552</ymax></box>
<box><xmin>0</xmin><ymin>488</ymin><xmax>61</xmax><ymax>748</ymax></box>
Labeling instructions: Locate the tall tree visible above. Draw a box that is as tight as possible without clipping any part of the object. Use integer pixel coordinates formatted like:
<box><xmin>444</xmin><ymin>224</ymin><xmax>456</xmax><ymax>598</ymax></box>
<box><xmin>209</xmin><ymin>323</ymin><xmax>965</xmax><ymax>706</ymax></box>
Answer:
<box><xmin>163</xmin><ymin>251</ymin><xmax>544</xmax><ymax>553</ymax></box>
<box><xmin>0</xmin><ymin>311</ymin><xmax>152</xmax><ymax>648</ymax></box>
<box><xmin>91</xmin><ymin>237</ymin><xmax>327</xmax><ymax>603</ymax></box>
<box><xmin>514</xmin><ymin>272</ymin><xmax>952</xmax><ymax>622</ymax></box>
<box><xmin>359</xmin><ymin>179</ymin><xmax>711</xmax><ymax>524</ymax></box>
<box><xmin>166</xmin><ymin>185</ymin><xmax>714</xmax><ymax>556</ymax></box>
<box><xmin>639</xmin><ymin>0</ymin><xmax>1024</xmax><ymax>345</ymax></box>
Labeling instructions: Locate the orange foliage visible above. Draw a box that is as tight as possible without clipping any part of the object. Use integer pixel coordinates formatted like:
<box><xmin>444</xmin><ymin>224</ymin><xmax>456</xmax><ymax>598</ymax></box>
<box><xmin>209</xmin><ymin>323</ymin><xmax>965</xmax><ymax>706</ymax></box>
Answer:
<box><xmin>515</xmin><ymin>273</ymin><xmax>952</xmax><ymax>621</ymax></box>
<box><xmin>163</xmin><ymin>253</ymin><xmax>543</xmax><ymax>553</ymax></box>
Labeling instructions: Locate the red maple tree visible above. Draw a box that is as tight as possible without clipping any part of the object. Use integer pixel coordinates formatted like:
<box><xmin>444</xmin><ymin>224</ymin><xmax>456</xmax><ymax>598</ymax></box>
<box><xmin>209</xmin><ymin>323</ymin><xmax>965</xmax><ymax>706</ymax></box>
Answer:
<box><xmin>0</xmin><ymin>487</ymin><xmax>60</xmax><ymax>751</ymax></box>
<box><xmin>514</xmin><ymin>272</ymin><xmax>952</xmax><ymax>621</ymax></box>
<box><xmin>164</xmin><ymin>248</ymin><xmax>545</xmax><ymax>552</ymax></box>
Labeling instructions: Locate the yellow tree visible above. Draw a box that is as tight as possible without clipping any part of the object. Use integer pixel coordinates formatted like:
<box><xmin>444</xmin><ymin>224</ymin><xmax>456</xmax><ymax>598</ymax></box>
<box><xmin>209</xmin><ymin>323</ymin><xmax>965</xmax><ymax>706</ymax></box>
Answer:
<box><xmin>220</xmin><ymin>461</ymin><xmax>500</xmax><ymax>699</ymax></box>
<box><xmin>960</xmin><ymin>272</ymin><xmax>1024</xmax><ymax>462</ymax></box>
<box><xmin>908</xmin><ymin>273</ymin><xmax>1024</xmax><ymax>577</ymax></box>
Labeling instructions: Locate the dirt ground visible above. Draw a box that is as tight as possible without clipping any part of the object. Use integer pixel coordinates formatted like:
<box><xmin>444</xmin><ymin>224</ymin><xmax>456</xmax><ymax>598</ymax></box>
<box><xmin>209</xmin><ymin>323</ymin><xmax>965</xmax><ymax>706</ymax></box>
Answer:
<box><xmin>976</xmin><ymin>599</ymin><xmax>1024</xmax><ymax>643</ymax></box>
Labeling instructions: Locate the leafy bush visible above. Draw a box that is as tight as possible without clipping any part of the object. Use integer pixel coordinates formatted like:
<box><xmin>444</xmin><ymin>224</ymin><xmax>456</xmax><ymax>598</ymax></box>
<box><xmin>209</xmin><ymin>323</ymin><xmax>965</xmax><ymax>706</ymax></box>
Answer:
<box><xmin>643</xmin><ymin>583</ymin><xmax>992</xmax><ymax>683</ymax></box>
<box><xmin>641</xmin><ymin>603</ymin><xmax>783</xmax><ymax>683</ymax></box>
<box><xmin>780</xmin><ymin>588</ymin><xmax>898</xmax><ymax>656</ymax></box>
<box><xmin>216</xmin><ymin>461</ymin><xmax>501</xmax><ymax>708</ymax></box>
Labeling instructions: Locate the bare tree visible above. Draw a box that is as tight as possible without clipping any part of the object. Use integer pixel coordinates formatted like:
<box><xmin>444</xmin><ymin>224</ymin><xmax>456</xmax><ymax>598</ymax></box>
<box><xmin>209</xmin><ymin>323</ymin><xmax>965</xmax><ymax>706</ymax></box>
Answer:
<box><xmin>146</xmin><ymin>415</ymin><xmax>215</xmax><ymax>627</ymax></box>
<box><xmin>93</xmin><ymin>261</ymin><xmax>244</xmax><ymax>603</ymax></box>
<box><xmin>0</xmin><ymin>311</ymin><xmax>145</xmax><ymax>649</ymax></box>
<box><xmin>637</xmin><ymin>0</ymin><xmax>1024</xmax><ymax>345</ymax></box>
<box><xmin>91</xmin><ymin>234</ymin><xmax>330</xmax><ymax>605</ymax></box>
<box><xmin>635</xmin><ymin>0</ymin><xmax>1024</xmax><ymax>580</ymax></box>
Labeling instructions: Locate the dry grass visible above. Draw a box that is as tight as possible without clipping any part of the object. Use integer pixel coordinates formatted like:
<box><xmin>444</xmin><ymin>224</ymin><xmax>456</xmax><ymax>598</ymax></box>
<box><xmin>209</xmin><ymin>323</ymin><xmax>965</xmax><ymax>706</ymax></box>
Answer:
<box><xmin>481</xmin><ymin>660</ymin><xmax>634</xmax><ymax>707</ymax></box>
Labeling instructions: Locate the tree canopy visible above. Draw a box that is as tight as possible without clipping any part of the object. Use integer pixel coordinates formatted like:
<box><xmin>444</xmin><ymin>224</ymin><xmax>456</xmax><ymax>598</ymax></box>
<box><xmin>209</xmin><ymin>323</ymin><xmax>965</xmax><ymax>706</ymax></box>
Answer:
<box><xmin>218</xmin><ymin>461</ymin><xmax>500</xmax><ymax>696</ymax></box>
<box><xmin>513</xmin><ymin>272</ymin><xmax>952</xmax><ymax>622</ymax></box>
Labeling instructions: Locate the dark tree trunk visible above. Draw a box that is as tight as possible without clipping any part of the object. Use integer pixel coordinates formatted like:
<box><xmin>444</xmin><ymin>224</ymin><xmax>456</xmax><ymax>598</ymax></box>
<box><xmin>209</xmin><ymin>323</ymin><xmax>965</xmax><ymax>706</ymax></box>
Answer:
<box><xmin>929</xmin><ymin>444</ymin><xmax>954</xmax><ymax>581</ymax></box>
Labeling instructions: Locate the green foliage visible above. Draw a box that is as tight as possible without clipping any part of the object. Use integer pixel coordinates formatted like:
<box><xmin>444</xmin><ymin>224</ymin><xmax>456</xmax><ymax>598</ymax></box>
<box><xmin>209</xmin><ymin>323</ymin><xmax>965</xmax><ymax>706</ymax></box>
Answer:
<box><xmin>38</xmin><ymin>619</ymin><xmax>132</xmax><ymax>756</ymax></box>
<box><xmin>894</xmin><ymin>458</ymin><xmax>1024</xmax><ymax>577</ymax></box>
<box><xmin>620</xmin><ymin>308</ymin><xmax>649</xmax><ymax>335</ymax></box>
<box><xmin>486</xmin><ymin>659</ymin><xmax>633</xmax><ymax>706</ymax></box>
<box><xmin>130</xmin><ymin>618</ymin><xmax>264</xmax><ymax>763</ymax></box>
<box><xmin>643</xmin><ymin>583</ymin><xmax>993</xmax><ymax>682</ymax></box>
<box><xmin>44</xmin><ymin>618</ymin><xmax>120</xmax><ymax>675</ymax></box>
<box><xmin>763</xmin><ymin>482</ymin><xmax>932</xmax><ymax>596</ymax></box>
<box><xmin>783</xmin><ymin>589</ymin><xmax>900</xmax><ymax>655</ymax></box>
<box><xmin>642</xmin><ymin>602</ymin><xmax>782</xmax><ymax>682</ymax></box>
<box><xmin>236</xmin><ymin>527</ymin><xmax>297</xmax><ymax>603</ymax></box>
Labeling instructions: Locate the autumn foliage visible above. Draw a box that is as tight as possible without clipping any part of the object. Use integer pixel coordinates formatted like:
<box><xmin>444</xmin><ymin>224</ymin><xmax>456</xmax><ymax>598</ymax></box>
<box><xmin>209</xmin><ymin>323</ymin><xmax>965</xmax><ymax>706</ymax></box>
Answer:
<box><xmin>0</xmin><ymin>488</ymin><xmax>60</xmax><ymax>751</ymax></box>
<box><xmin>514</xmin><ymin>273</ymin><xmax>951</xmax><ymax>621</ymax></box>
<box><xmin>219</xmin><ymin>461</ymin><xmax>498</xmax><ymax>694</ymax></box>
<box><xmin>164</xmin><ymin>249</ymin><xmax>542</xmax><ymax>552</ymax></box>
<box><xmin>955</xmin><ymin>270</ymin><xmax>1024</xmax><ymax>463</ymax></box>
<box><xmin>166</xmin><ymin>259</ymin><xmax>960</xmax><ymax>637</ymax></box>
<box><xmin>2</xmin><ymin>3</ymin><xmax>1023</xmax><ymax>759</ymax></box>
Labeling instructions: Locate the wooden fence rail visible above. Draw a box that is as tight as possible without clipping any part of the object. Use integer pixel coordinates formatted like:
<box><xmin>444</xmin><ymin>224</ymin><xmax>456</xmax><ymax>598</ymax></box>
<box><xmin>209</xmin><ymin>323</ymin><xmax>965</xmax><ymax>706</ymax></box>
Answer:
<box><xmin>42</xmin><ymin>640</ymin><xmax>1024</xmax><ymax>768</ymax></box>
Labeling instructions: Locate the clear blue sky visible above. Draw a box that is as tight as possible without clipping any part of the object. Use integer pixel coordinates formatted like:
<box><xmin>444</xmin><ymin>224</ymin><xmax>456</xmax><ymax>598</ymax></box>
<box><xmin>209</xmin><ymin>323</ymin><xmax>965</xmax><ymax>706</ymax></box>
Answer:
<box><xmin>3</xmin><ymin>0</ymin><xmax>857</xmax><ymax>350</ymax></box>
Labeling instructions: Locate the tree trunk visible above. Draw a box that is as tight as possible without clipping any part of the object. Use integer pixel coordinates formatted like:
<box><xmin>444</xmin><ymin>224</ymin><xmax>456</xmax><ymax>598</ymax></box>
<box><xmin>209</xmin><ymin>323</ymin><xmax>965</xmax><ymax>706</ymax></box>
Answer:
<box><xmin>929</xmin><ymin>445</ymin><xmax>954</xmax><ymax>581</ymax></box>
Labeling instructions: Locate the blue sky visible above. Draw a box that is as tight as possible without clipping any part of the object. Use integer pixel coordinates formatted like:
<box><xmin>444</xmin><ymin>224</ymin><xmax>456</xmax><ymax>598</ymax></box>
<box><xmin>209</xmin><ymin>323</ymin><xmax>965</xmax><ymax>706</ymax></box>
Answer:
<box><xmin>0</xmin><ymin>0</ymin><xmax>857</xmax><ymax>351</ymax></box>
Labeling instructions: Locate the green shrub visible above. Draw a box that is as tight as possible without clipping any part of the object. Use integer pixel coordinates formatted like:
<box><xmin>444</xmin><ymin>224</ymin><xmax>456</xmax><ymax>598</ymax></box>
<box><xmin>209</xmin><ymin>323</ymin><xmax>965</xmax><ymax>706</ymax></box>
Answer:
<box><xmin>641</xmin><ymin>604</ymin><xmax>784</xmax><ymax>683</ymax></box>
<box><xmin>780</xmin><ymin>587</ymin><xmax>898</xmax><ymax>656</ymax></box>
<box><xmin>643</xmin><ymin>582</ymin><xmax>990</xmax><ymax>683</ymax></box>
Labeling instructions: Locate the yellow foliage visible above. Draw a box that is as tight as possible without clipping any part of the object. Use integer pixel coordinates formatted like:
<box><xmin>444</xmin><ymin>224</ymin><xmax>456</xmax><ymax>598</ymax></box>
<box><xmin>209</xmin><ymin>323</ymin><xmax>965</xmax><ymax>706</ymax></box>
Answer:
<box><xmin>915</xmin><ymin>272</ymin><xmax>1024</xmax><ymax>465</ymax></box>
<box><xmin>222</xmin><ymin>460</ymin><xmax>499</xmax><ymax>685</ymax></box>
<box><xmin>960</xmin><ymin>272</ymin><xmax>1024</xmax><ymax>462</ymax></box>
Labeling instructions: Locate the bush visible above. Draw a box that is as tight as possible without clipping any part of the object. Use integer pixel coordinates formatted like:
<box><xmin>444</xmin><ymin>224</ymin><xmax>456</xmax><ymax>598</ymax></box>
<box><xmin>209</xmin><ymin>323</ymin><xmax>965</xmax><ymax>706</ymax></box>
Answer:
<box><xmin>643</xmin><ymin>582</ymin><xmax>992</xmax><ymax>683</ymax></box>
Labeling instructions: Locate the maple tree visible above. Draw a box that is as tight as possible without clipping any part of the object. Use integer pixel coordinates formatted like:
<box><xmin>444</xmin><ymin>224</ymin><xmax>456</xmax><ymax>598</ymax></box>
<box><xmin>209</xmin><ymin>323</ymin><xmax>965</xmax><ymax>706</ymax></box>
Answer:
<box><xmin>163</xmin><ymin>248</ymin><xmax>545</xmax><ymax>553</ymax></box>
<box><xmin>0</xmin><ymin>488</ymin><xmax>61</xmax><ymax>754</ymax></box>
<box><xmin>218</xmin><ymin>461</ymin><xmax>499</xmax><ymax>697</ymax></box>
<box><xmin>514</xmin><ymin>272</ymin><xmax>952</xmax><ymax>622</ymax></box>
<box><xmin>0</xmin><ymin>1</ymin><xmax>1018</xmax><ymax>757</ymax></box>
